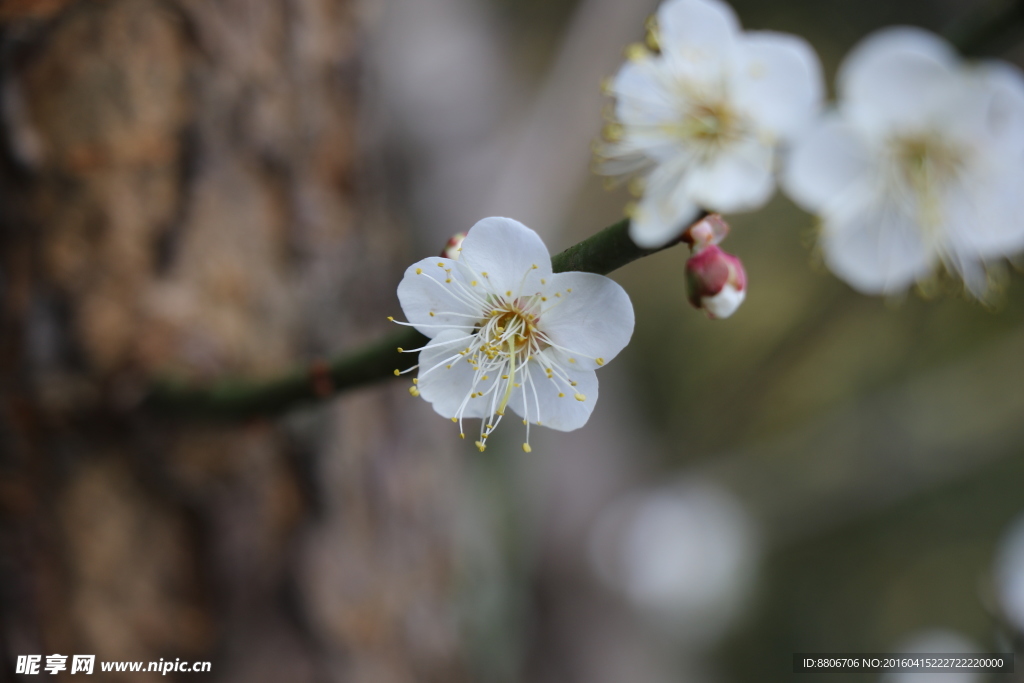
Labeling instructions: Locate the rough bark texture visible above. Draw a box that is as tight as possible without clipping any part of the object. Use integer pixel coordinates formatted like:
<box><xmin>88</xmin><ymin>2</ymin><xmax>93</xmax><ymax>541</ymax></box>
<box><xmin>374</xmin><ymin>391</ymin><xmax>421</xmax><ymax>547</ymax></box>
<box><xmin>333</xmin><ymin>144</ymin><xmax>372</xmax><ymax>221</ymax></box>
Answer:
<box><xmin>0</xmin><ymin>1</ymin><xmax>464</xmax><ymax>681</ymax></box>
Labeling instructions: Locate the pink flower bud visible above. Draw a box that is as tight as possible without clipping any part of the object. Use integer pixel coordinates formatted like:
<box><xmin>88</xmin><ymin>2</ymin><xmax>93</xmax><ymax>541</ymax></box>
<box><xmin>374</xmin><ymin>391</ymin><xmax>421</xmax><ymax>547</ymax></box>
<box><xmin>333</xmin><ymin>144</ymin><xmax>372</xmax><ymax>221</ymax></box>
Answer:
<box><xmin>441</xmin><ymin>232</ymin><xmax>467</xmax><ymax>260</ymax></box>
<box><xmin>685</xmin><ymin>244</ymin><xmax>747</xmax><ymax>319</ymax></box>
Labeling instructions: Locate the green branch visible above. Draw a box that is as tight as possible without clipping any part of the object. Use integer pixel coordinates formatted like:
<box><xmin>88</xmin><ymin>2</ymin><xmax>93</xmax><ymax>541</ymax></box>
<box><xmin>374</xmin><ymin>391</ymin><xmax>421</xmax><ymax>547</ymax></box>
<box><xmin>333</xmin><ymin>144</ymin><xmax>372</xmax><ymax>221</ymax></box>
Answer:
<box><xmin>142</xmin><ymin>215</ymin><xmax>702</xmax><ymax>421</ymax></box>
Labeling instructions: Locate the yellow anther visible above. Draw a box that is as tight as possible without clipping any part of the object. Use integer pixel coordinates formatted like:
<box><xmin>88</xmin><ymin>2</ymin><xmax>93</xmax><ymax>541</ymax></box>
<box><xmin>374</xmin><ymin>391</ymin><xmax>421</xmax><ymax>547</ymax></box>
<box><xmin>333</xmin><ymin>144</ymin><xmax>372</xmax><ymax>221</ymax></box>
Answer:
<box><xmin>628</xmin><ymin>177</ymin><xmax>646</xmax><ymax>197</ymax></box>
<box><xmin>471</xmin><ymin>280</ymin><xmax>478</xmax><ymax>286</ymax></box>
<box><xmin>596</xmin><ymin>357</ymin><xmax>605</xmax><ymax>366</ymax></box>
<box><xmin>540</xmin><ymin>278</ymin><xmax>546</xmax><ymax>285</ymax></box>
<box><xmin>451</xmin><ymin>417</ymin><xmax>458</xmax><ymax>422</ymax></box>
<box><xmin>387</xmin><ymin>316</ymin><xmax>394</xmax><ymax>321</ymax></box>
<box><xmin>558</xmin><ymin>392</ymin><xmax>565</xmax><ymax>398</ymax></box>
<box><xmin>644</xmin><ymin>15</ymin><xmax>660</xmax><ymax>52</ymax></box>
<box><xmin>416</xmin><ymin>268</ymin><xmax>422</xmax><ymax>274</ymax></box>
<box><xmin>625</xmin><ymin>42</ymin><xmax>649</xmax><ymax>62</ymax></box>
<box><xmin>475</xmin><ymin>441</ymin><xmax>486</xmax><ymax>452</ymax></box>
<box><xmin>482</xmin><ymin>271</ymin><xmax>489</xmax><ymax>277</ymax></box>
<box><xmin>569</xmin><ymin>358</ymin><xmax>576</xmax><ymax>363</ymax></box>
<box><xmin>446</xmin><ymin>278</ymin><xmax>452</xmax><ymax>283</ymax></box>
<box><xmin>482</xmin><ymin>376</ymin><xmax>489</xmax><ymax>380</ymax></box>
<box><xmin>460</xmin><ymin>433</ymin><xmax>466</xmax><ymax>439</ymax></box>
<box><xmin>409</xmin><ymin>387</ymin><xmax>420</xmax><ymax>397</ymax></box>
<box><xmin>429</xmin><ymin>312</ymin><xmax>435</xmax><ymax>317</ymax></box>
<box><xmin>502</xmin><ymin>375</ymin><xmax>509</xmax><ymax>379</ymax></box>
<box><xmin>574</xmin><ymin>392</ymin><xmax>586</xmax><ymax>402</ymax></box>
<box><xmin>412</xmin><ymin>378</ymin><xmax>418</xmax><ymax>384</ymax></box>
<box><xmin>522</xmin><ymin>443</ymin><xmax>532</xmax><ymax>453</ymax></box>
<box><xmin>446</xmin><ymin>364</ymin><xmax>452</xmax><ymax>369</ymax></box>
<box><xmin>397</xmin><ymin>347</ymin><xmax>404</xmax><ymax>352</ymax></box>
<box><xmin>522</xmin><ymin>419</ymin><xmax>528</xmax><ymax>425</ymax></box>
<box><xmin>506</xmin><ymin>290</ymin><xmax>512</xmax><ymax>296</ymax></box>
<box><xmin>393</xmin><ymin>369</ymin><xmax>400</xmax><ymax>376</ymax></box>
<box><xmin>602</xmin><ymin>122</ymin><xmax>624</xmax><ymax>141</ymax></box>
<box><xmin>532</xmin><ymin>264</ymin><xmax>538</xmax><ymax>269</ymax></box>
<box><xmin>541</xmin><ymin>297</ymin><xmax>548</xmax><ymax>301</ymax></box>
<box><xmin>566</xmin><ymin>288</ymin><xmax>572</xmax><ymax>293</ymax></box>
<box><xmin>437</xmin><ymin>262</ymin><xmax>444</xmax><ymax>267</ymax></box>
<box><xmin>570</xmin><ymin>381</ymin><xmax>577</xmax><ymax>386</ymax></box>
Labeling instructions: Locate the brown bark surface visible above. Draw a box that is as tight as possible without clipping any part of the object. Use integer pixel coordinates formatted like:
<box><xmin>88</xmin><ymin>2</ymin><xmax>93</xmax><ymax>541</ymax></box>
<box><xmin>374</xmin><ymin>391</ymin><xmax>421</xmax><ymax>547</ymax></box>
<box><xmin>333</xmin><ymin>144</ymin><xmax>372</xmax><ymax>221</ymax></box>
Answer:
<box><xmin>0</xmin><ymin>1</ymin><xmax>463</xmax><ymax>681</ymax></box>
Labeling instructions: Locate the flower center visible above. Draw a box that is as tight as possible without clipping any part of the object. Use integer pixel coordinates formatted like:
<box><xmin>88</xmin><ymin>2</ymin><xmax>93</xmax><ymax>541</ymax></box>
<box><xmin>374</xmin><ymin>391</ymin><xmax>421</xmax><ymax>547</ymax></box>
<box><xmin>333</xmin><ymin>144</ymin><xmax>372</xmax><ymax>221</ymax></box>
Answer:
<box><xmin>484</xmin><ymin>306</ymin><xmax>539</xmax><ymax>355</ymax></box>
<box><xmin>889</xmin><ymin>133</ymin><xmax>966</xmax><ymax>229</ymax></box>
<box><xmin>396</xmin><ymin>267</ymin><xmax>597</xmax><ymax>453</ymax></box>
<box><xmin>893</xmin><ymin>134</ymin><xmax>963</xmax><ymax>189</ymax></box>
<box><xmin>667</xmin><ymin>96</ymin><xmax>747</xmax><ymax>160</ymax></box>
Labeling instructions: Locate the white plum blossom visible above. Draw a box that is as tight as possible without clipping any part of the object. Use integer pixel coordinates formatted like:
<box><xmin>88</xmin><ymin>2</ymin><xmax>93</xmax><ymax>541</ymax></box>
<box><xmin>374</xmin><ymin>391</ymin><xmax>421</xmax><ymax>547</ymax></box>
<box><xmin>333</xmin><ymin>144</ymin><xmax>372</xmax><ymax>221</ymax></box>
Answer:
<box><xmin>784</xmin><ymin>27</ymin><xmax>1024</xmax><ymax>297</ymax></box>
<box><xmin>881</xmin><ymin>630</ymin><xmax>983</xmax><ymax>683</ymax></box>
<box><xmin>589</xmin><ymin>479</ymin><xmax>758</xmax><ymax>645</ymax></box>
<box><xmin>394</xmin><ymin>217</ymin><xmax>634</xmax><ymax>452</ymax></box>
<box><xmin>994</xmin><ymin>513</ymin><xmax>1024</xmax><ymax>634</ymax></box>
<box><xmin>595</xmin><ymin>0</ymin><xmax>823</xmax><ymax>248</ymax></box>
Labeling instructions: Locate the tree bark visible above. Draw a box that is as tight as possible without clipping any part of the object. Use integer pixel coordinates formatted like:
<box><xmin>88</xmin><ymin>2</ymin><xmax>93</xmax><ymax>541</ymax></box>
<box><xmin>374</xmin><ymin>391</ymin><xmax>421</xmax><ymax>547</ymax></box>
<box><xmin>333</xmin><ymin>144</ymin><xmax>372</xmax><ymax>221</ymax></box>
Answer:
<box><xmin>0</xmin><ymin>1</ymin><xmax>464</xmax><ymax>681</ymax></box>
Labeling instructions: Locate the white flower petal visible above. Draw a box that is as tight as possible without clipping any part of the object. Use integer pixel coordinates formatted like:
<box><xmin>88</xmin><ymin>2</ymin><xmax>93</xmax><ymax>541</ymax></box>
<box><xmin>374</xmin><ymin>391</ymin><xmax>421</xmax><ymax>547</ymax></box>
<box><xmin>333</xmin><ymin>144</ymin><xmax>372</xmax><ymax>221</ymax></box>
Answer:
<box><xmin>702</xmin><ymin>283</ymin><xmax>745</xmax><ymax>319</ymax></box>
<box><xmin>630</xmin><ymin>156</ymin><xmax>702</xmax><ymax>248</ymax></box>
<box><xmin>606</xmin><ymin>60</ymin><xmax>690</xmax><ymax>164</ymax></box>
<box><xmin>821</xmin><ymin>199</ymin><xmax>934</xmax><ymax>293</ymax></box>
<box><xmin>782</xmin><ymin>113</ymin><xmax>874</xmax><ymax>214</ymax></box>
<box><xmin>734</xmin><ymin>31</ymin><xmax>823</xmax><ymax>139</ymax></box>
<box><xmin>685</xmin><ymin>137</ymin><xmax>775</xmax><ymax>212</ymax></box>
<box><xmin>657</xmin><ymin>0</ymin><xmax>740</xmax><ymax>81</ymax></box>
<box><xmin>839</xmin><ymin>27</ymin><xmax>958</xmax><ymax>136</ymax></box>
<box><xmin>397</xmin><ymin>257</ymin><xmax>480</xmax><ymax>338</ymax></box>
<box><xmin>416</xmin><ymin>329</ymin><xmax>490</xmax><ymax>419</ymax></box>
<box><xmin>611</xmin><ymin>58</ymin><xmax>681</xmax><ymax>127</ymax></box>
<box><xmin>942</xmin><ymin>178</ymin><xmax>1024</xmax><ymax>258</ymax></box>
<box><xmin>538</xmin><ymin>272</ymin><xmax>635</xmax><ymax>371</ymax></box>
<box><xmin>459</xmin><ymin>217</ymin><xmax>553</xmax><ymax>297</ymax></box>
<box><xmin>509</xmin><ymin>361</ymin><xmax>598</xmax><ymax>432</ymax></box>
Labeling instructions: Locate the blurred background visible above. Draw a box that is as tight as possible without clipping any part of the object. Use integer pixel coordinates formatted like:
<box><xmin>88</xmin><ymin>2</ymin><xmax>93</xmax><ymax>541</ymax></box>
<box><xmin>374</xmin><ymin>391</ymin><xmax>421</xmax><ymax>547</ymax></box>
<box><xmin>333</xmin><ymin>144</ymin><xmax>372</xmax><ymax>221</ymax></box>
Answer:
<box><xmin>2</xmin><ymin>0</ymin><xmax>1024</xmax><ymax>681</ymax></box>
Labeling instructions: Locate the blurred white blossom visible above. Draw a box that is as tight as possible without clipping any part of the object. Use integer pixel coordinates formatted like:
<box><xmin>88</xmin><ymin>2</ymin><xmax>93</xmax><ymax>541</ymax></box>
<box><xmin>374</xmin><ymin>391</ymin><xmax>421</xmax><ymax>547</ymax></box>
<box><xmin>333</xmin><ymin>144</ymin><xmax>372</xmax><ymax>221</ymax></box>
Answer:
<box><xmin>596</xmin><ymin>0</ymin><xmax>822</xmax><ymax>247</ymax></box>
<box><xmin>395</xmin><ymin>217</ymin><xmax>634</xmax><ymax>452</ymax></box>
<box><xmin>784</xmin><ymin>27</ymin><xmax>1024</xmax><ymax>298</ymax></box>
<box><xmin>589</xmin><ymin>479</ymin><xmax>758</xmax><ymax>646</ymax></box>
<box><xmin>881</xmin><ymin>629</ymin><xmax>983</xmax><ymax>683</ymax></box>
<box><xmin>994</xmin><ymin>513</ymin><xmax>1024</xmax><ymax>634</ymax></box>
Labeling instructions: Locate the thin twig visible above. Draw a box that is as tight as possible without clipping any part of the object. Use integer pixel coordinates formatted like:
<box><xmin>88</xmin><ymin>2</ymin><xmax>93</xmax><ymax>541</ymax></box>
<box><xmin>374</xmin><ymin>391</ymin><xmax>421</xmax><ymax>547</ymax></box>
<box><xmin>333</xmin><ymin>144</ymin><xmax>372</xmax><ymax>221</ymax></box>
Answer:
<box><xmin>142</xmin><ymin>215</ymin><xmax>702</xmax><ymax>420</ymax></box>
